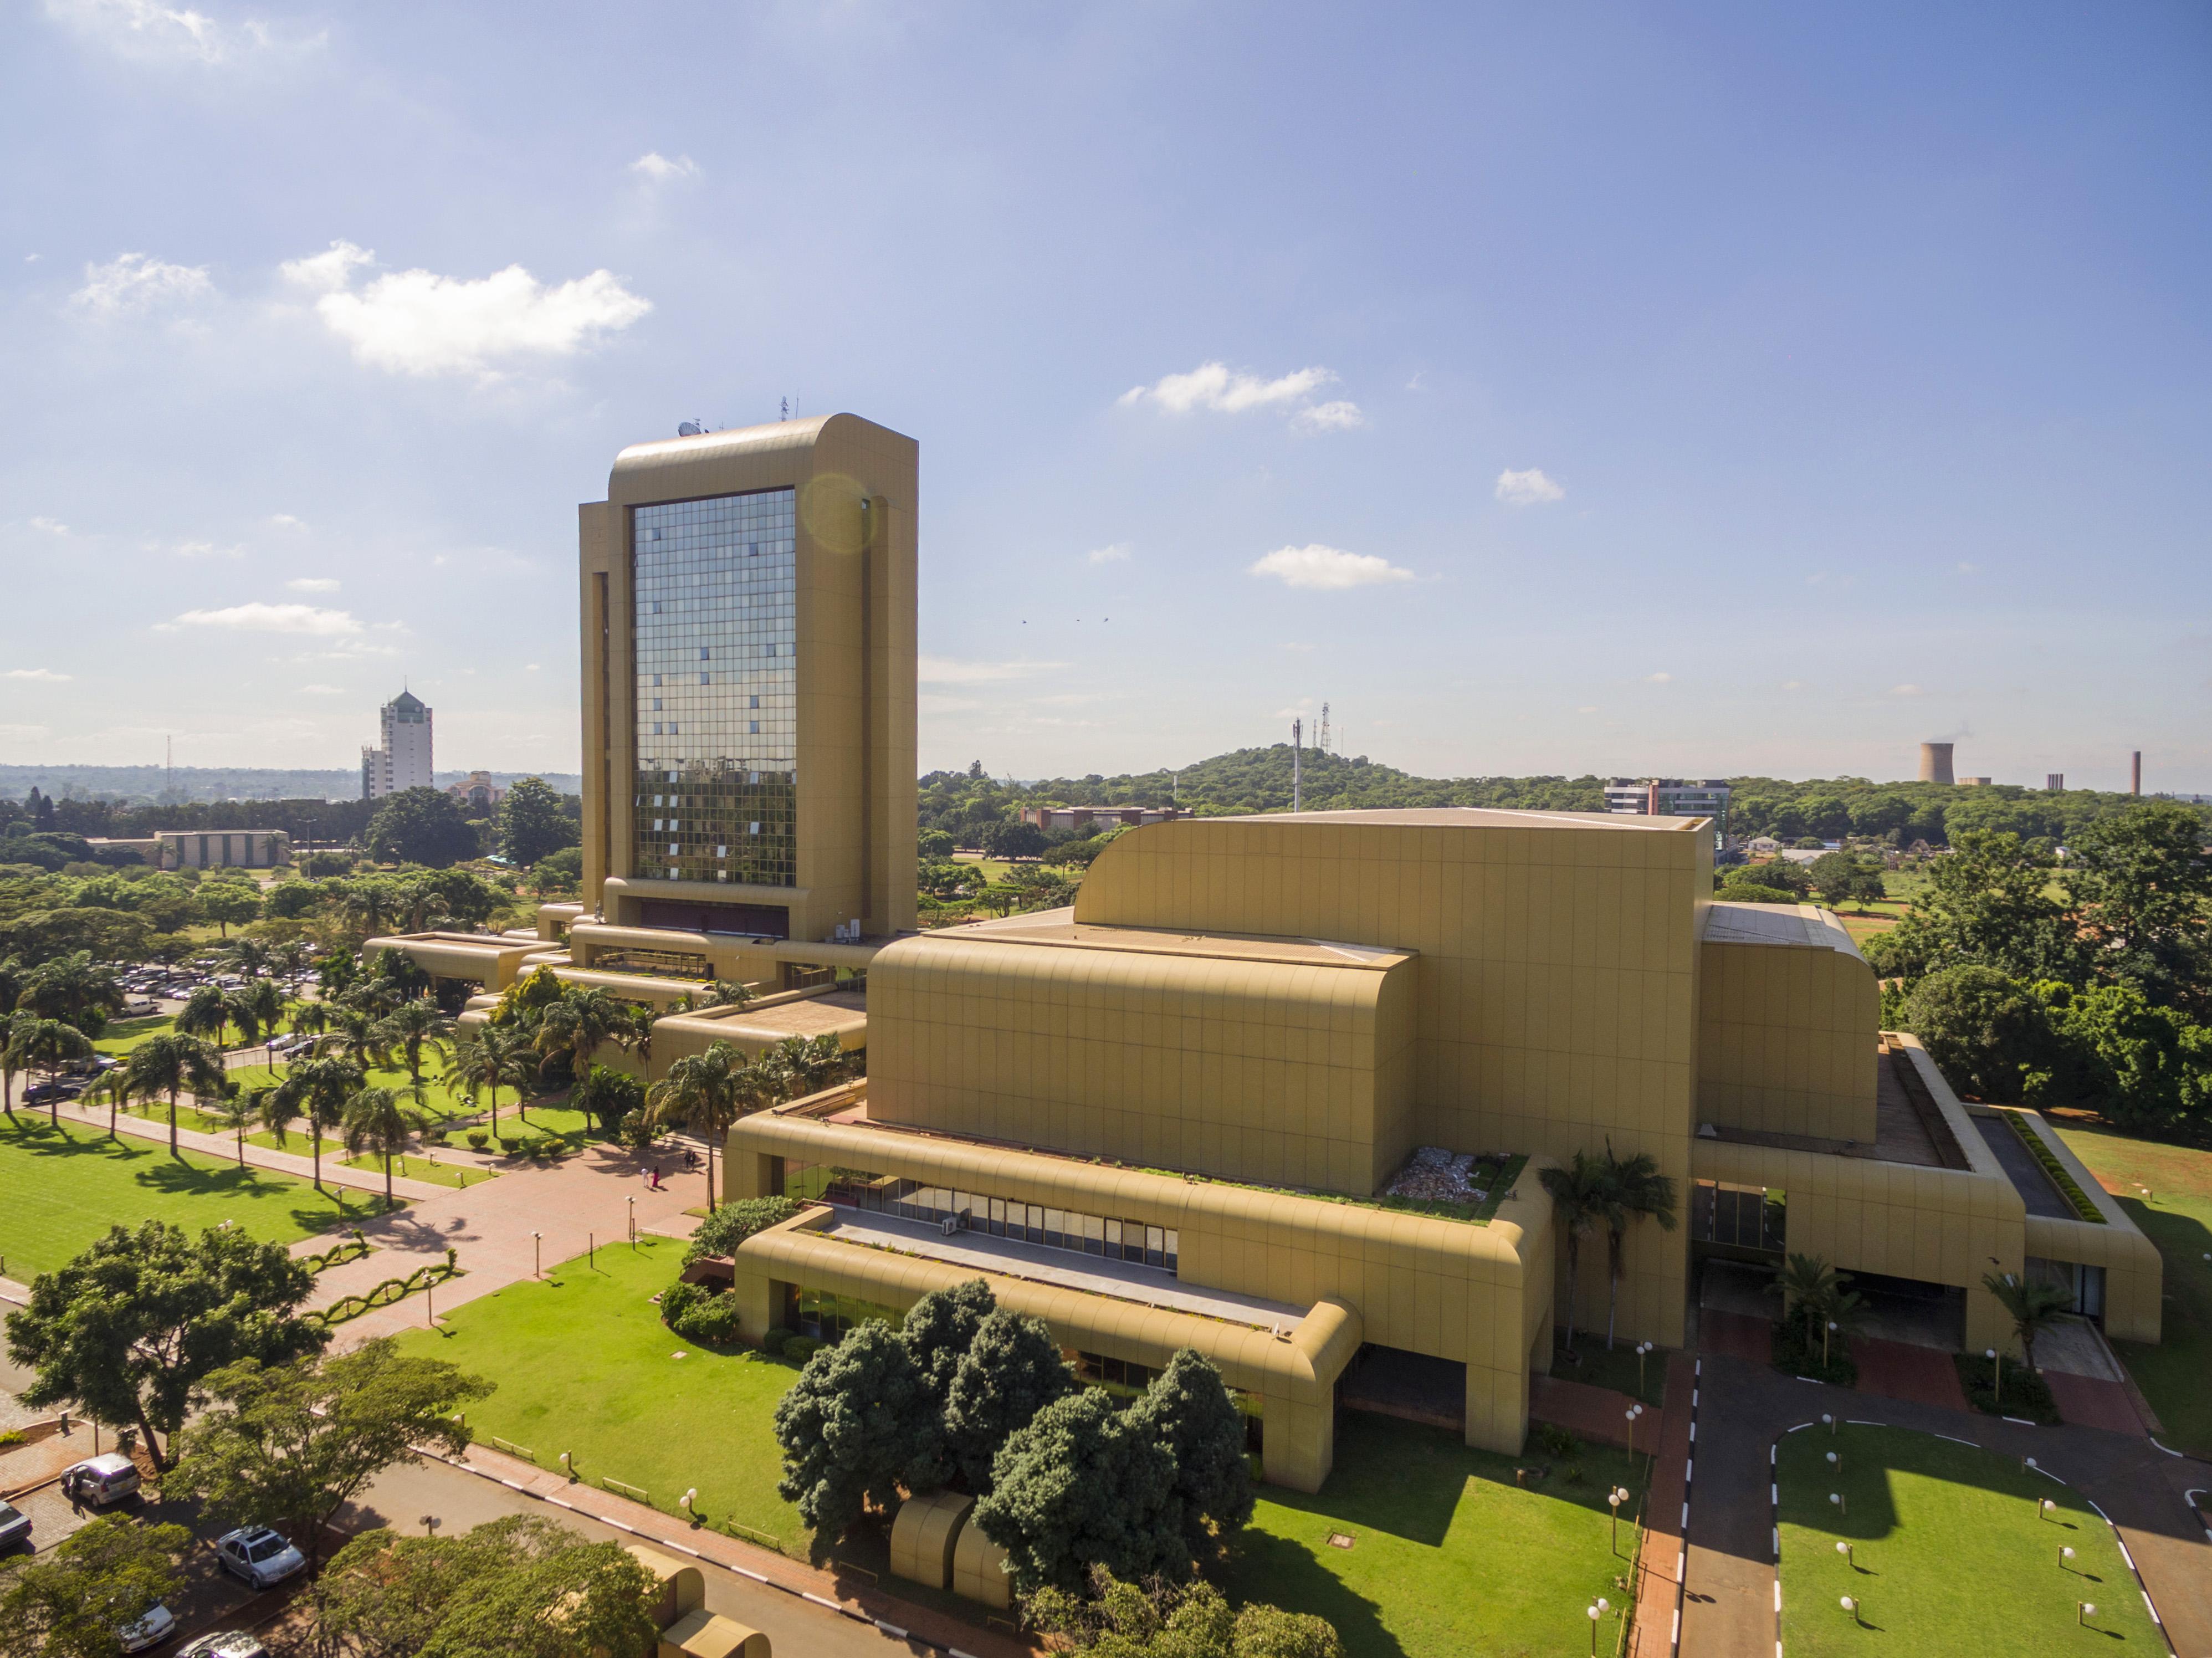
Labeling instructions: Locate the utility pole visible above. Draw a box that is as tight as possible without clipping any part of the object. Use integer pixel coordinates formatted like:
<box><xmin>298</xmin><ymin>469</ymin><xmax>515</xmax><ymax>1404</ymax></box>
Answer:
<box><xmin>1292</xmin><ymin>719</ymin><xmax>1303</xmax><ymax>812</ymax></box>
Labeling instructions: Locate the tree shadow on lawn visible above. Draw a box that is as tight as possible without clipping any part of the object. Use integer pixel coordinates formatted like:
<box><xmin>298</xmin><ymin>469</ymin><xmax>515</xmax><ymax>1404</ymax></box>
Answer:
<box><xmin>1223</xmin><ymin>1527</ymin><xmax>1402</xmax><ymax>1658</ymax></box>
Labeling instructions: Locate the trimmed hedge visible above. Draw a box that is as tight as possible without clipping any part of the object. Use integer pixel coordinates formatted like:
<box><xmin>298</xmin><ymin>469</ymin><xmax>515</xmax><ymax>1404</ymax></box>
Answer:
<box><xmin>2001</xmin><ymin>1111</ymin><xmax>2105</xmax><ymax>1224</ymax></box>
<box><xmin>313</xmin><ymin>1250</ymin><xmax>460</xmax><ymax>1327</ymax></box>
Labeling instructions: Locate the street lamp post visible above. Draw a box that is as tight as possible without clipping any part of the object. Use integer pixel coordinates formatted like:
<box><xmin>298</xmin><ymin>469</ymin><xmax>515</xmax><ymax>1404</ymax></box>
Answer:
<box><xmin>1986</xmin><ymin>1346</ymin><xmax>2002</xmax><ymax>1407</ymax></box>
<box><xmin>1608</xmin><ymin>1487</ymin><xmax>1627</xmax><ymax>1553</ymax></box>
<box><xmin>1830</xmin><ymin>1491</ymin><xmax>1846</xmax><ymax>1518</ymax></box>
<box><xmin>1825</xmin><ymin>1319</ymin><xmax>1837</xmax><ymax>1367</ymax></box>
<box><xmin>1835</xmin><ymin>1540</ymin><xmax>1852</xmax><ymax>1571</ymax></box>
<box><xmin>627</xmin><ymin>1195</ymin><xmax>636</xmax><ymax>1247</ymax></box>
<box><xmin>531</xmin><ymin>1230</ymin><xmax>542</xmax><ymax>1279</ymax></box>
<box><xmin>1841</xmin><ymin>1595</ymin><xmax>1860</xmax><ymax>1626</ymax></box>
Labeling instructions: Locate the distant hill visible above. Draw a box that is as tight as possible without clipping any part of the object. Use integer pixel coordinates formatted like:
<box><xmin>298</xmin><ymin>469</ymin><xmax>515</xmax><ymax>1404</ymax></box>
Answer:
<box><xmin>0</xmin><ymin>765</ymin><xmax>582</xmax><ymax>805</ymax></box>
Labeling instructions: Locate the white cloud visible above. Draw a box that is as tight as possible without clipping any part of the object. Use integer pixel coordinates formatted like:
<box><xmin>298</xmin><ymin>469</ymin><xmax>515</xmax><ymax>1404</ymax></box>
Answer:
<box><xmin>524</xmin><ymin>663</ymin><xmax>541</xmax><ymax>672</ymax></box>
<box><xmin>1119</xmin><ymin>361</ymin><xmax>1358</xmax><ymax>429</ymax></box>
<box><xmin>279</xmin><ymin>240</ymin><xmax>375</xmax><ymax>294</ymax></box>
<box><xmin>1495</xmin><ymin>468</ymin><xmax>1565</xmax><ymax>506</ymax></box>
<box><xmin>0</xmin><ymin>724</ymin><xmax>50</xmax><ymax>741</ymax></box>
<box><xmin>174</xmin><ymin>540</ymin><xmax>243</xmax><ymax>559</ymax></box>
<box><xmin>1956</xmin><ymin>560</ymin><xmax>1979</xmax><ymax>574</ymax></box>
<box><xmin>267</xmin><ymin>513</ymin><xmax>307</xmax><ymax>530</ymax></box>
<box><xmin>70</xmin><ymin>252</ymin><xmax>212</xmax><ymax>314</ymax></box>
<box><xmin>161</xmin><ymin>602</ymin><xmax>361</xmax><ymax>636</ymax></box>
<box><xmin>1891</xmin><ymin>683</ymin><xmax>1925</xmax><ymax>697</ymax></box>
<box><xmin>4</xmin><ymin>668</ymin><xmax>71</xmax><ymax>682</ymax></box>
<box><xmin>43</xmin><ymin>0</ymin><xmax>322</xmax><ymax>64</ymax></box>
<box><xmin>1644</xmin><ymin>671</ymin><xmax>1672</xmax><ymax>684</ymax></box>
<box><xmin>1575</xmin><ymin>705</ymin><xmax>1599</xmax><ymax>714</ymax></box>
<box><xmin>285</xmin><ymin>576</ymin><xmax>340</xmax><ymax>592</ymax></box>
<box><xmin>631</xmin><ymin>152</ymin><xmax>701</xmax><ymax>182</ymax></box>
<box><xmin>1085</xmin><ymin>543</ymin><xmax>1131</xmax><ymax>565</ymax></box>
<box><xmin>289</xmin><ymin>244</ymin><xmax>652</xmax><ymax>377</ymax></box>
<box><xmin>918</xmin><ymin>656</ymin><xmax>1067</xmax><ymax>685</ymax></box>
<box><xmin>29</xmin><ymin>518</ymin><xmax>72</xmax><ymax>536</ymax></box>
<box><xmin>1247</xmin><ymin>544</ymin><xmax>1414</xmax><ymax>590</ymax></box>
<box><xmin>299</xmin><ymin>683</ymin><xmax>342</xmax><ymax>695</ymax></box>
<box><xmin>1278</xmin><ymin>641</ymin><xmax>1316</xmax><ymax>652</ymax></box>
<box><xmin>1297</xmin><ymin>400</ymin><xmax>1367</xmax><ymax>432</ymax></box>
<box><xmin>1783</xmin><ymin>679</ymin><xmax>1805</xmax><ymax>691</ymax></box>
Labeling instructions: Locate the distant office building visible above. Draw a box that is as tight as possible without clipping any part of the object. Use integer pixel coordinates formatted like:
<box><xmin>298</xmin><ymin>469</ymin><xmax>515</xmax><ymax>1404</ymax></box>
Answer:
<box><xmin>1018</xmin><ymin>805</ymin><xmax>1186</xmax><ymax>833</ymax></box>
<box><xmin>1918</xmin><ymin>742</ymin><xmax>1955</xmax><ymax>785</ymax></box>
<box><xmin>447</xmin><ymin>770</ymin><xmax>506</xmax><ymax>813</ymax></box>
<box><xmin>85</xmin><ymin>830</ymin><xmax>290</xmax><ymax>871</ymax></box>
<box><xmin>1604</xmin><ymin>778</ymin><xmax>1730</xmax><ymax>842</ymax></box>
<box><xmin>361</xmin><ymin>690</ymin><xmax>434</xmax><ymax>800</ymax></box>
<box><xmin>1960</xmin><ymin>777</ymin><xmax>1992</xmax><ymax>787</ymax></box>
<box><xmin>2046</xmin><ymin>774</ymin><xmax>2065</xmax><ymax>792</ymax></box>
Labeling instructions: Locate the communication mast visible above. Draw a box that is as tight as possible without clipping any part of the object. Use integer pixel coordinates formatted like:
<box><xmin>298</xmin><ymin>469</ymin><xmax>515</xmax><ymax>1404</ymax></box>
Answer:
<box><xmin>1318</xmin><ymin>702</ymin><xmax>1331</xmax><ymax>755</ymax></box>
<box><xmin>1292</xmin><ymin>718</ymin><xmax>1303</xmax><ymax>812</ymax></box>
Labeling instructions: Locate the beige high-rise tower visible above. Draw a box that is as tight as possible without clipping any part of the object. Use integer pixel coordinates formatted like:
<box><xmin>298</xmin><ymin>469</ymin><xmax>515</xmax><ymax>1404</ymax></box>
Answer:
<box><xmin>574</xmin><ymin>414</ymin><xmax>918</xmax><ymax>971</ymax></box>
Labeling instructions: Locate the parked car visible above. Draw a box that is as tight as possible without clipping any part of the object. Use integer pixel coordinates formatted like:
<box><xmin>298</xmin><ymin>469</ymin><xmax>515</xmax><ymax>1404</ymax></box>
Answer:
<box><xmin>178</xmin><ymin>1635</ymin><xmax>265</xmax><ymax>1658</ymax></box>
<box><xmin>0</xmin><ymin>1498</ymin><xmax>29</xmax><ymax>1552</ymax></box>
<box><xmin>117</xmin><ymin>1602</ymin><xmax>176</xmax><ymax>1653</ymax></box>
<box><xmin>214</xmin><ymin>1526</ymin><xmax>305</xmax><ymax>1589</ymax></box>
<box><xmin>62</xmin><ymin>1452</ymin><xmax>142</xmax><ymax>1507</ymax></box>
<box><xmin>25</xmin><ymin>1079</ymin><xmax>87</xmax><ymax>1103</ymax></box>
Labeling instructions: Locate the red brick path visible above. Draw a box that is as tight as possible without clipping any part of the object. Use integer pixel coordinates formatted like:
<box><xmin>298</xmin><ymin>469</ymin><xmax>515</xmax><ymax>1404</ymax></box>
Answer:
<box><xmin>1850</xmin><ymin>1335</ymin><xmax>1969</xmax><ymax>1411</ymax></box>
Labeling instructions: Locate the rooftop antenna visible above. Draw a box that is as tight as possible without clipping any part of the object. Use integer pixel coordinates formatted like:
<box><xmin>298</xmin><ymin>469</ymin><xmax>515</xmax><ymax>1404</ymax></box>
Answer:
<box><xmin>1292</xmin><ymin>718</ymin><xmax>1303</xmax><ymax>812</ymax></box>
<box><xmin>780</xmin><ymin>397</ymin><xmax>788</xmax><ymax>422</ymax></box>
<box><xmin>1318</xmin><ymin>701</ymin><xmax>1331</xmax><ymax>756</ymax></box>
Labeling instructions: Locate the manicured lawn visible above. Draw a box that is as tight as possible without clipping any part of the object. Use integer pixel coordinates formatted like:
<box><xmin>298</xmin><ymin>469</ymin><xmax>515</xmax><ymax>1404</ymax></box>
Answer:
<box><xmin>0</xmin><ymin>1115</ymin><xmax>400</xmax><ymax>1278</ymax></box>
<box><xmin>397</xmin><ymin>1245</ymin><xmax>1647</xmax><ymax>1657</ymax></box>
<box><xmin>2050</xmin><ymin>1119</ymin><xmax>2212</xmax><ymax>1456</ymax></box>
<box><xmin>393</xmin><ymin>1240</ymin><xmax>810</xmax><ymax>1549</ymax></box>
<box><xmin>338</xmin><ymin>1150</ymin><xmax>483</xmax><ymax>1188</ymax></box>
<box><xmin>92</xmin><ymin>1015</ymin><xmax>176</xmax><ymax>1055</ymax></box>
<box><xmin>444</xmin><ymin>1104</ymin><xmax>597</xmax><ymax>1152</ymax></box>
<box><xmin>227</xmin><ymin>1062</ymin><xmax>493</xmax><ymax>1127</ymax></box>
<box><xmin>1219</xmin><ymin>1414</ymin><xmax>1645</xmax><ymax>1658</ymax></box>
<box><xmin>1779</xmin><ymin>1423</ymin><xmax>2154</xmax><ymax>1654</ymax></box>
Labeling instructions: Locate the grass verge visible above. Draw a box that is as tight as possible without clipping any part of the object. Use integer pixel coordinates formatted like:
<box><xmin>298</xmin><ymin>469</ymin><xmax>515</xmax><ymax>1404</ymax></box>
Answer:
<box><xmin>1550</xmin><ymin>1340</ymin><xmax>1669</xmax><ymax>1408</ymax></box>
<box><xmin>2050</xmin><ymin>1120</ymin><xmax>2212</xmax><ymax>1455</ymax></box>
<box><xmin>1778</xmin><ymin>1422</ymin><xmax>2153</xmax><ymax>1654</ymax></box>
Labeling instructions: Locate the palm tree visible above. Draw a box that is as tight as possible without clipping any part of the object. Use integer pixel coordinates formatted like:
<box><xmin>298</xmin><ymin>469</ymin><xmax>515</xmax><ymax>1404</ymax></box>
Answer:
<box><xmin>1768</xmin><ymin>1253</ymin><xmax>1860</xmax><ymax>1350</ymax></box>
<box><xmin>392</xmin><ymin>878</ymin><xmax>453</xmax><ymax>935</ymax></box>
<box><xmin>1983</xmin><ymin>1270</ymin><xmax>2072</xmax><ymax>1378</ymax></box>
<box><xmin>221</xmin><ymin>938</ymin><xmax>277</xmax><ymax>981</ymax></box>
<box><xmin>702</xmin><ymin>979</ymin><xmax>754</xmax><ymax>1010</ymax></box>
<box><xmin>339</xmin><ymin>883</ymin><xmax>401</xmax><ymax>939</ymax></box>
<box><xmin>342</xmin><ymin>1083</ymin><xmax>424</xmax><ymax>1206</ymax></box>
<box><xmin>5</xmin><ymin>1016</ymin><xmax>93</xmax><ymax>1128</ymax></box>
<box><xmin>1539</xmin><ymin>1150</ymin><xmax>1614</xmax><ymax>1358</ymax></box>
<box><xmin>626</xmin><ymin>1002</ymin><xmax>661</xmax><ymax>1078</ymax></box>
<box><xmin>119</xmin><ymin>1033</ymin><xmax>226</xmax><ymax>1154</ymax></box>
<box><xmin>1601</xmin><ymin>1148</ymin><xmax>1678</xmax><ymax>1350</ymax></box>
<box><xmin>372</xmin><ymin>1001</ymin><xmax>455</xmax><ymax>1098</ymax></box>
<box><xmin>534</xmin><ymin>987</ymin><xmax>631</xmax><ymax>1099</ymax></box>
<box><xmin>204</xmin><ymin>1081</ymin><xmax>260</xmax><ymax>1166</ymax></box>
<box><xmin>646</xmin><ymin>1042</ymin><xmax>746</xmax><ymax>1212</ymax></box>
<box><xmin>0</xmin><ymin>1009</ymin><xmax>28</xmax><ymax>1119</ymax></box>
<box><xmin>288</xmin><ymin>999</ymin><xmax>330</xmax><ymax>1061</ymax></box>
<box><xmin>18</xmin><ymin>951</ymin><xmax>125</xmax><ymax>1033</ymax></box>
<box><xmin>270</xmin><ymin>1055</ymin><xmax>363</xmax><ymax>1188</ymax></box>
<box><xmin>176</xmin><ymin>983</ymin><xmax>233</xmax><ymax>1051</ymax></box>
<box><xmin>448</xmin><ymin>1025</ymin><xmax>534</xmax><ymax>1136</ymax></box>
<box><xmin>243</xmin><ymin>978</ymin><xmax>290</xmax><ymax>1058</ymax></box>
<box><xmin>222</xmin><ymin>988</ymin><xmax>266</xmax><ymax>1055</ymax></box>
<box><xmin>316</xmin><ymin>1006</ymin><xmax>380</xmax><ymax>1072</ymax></box>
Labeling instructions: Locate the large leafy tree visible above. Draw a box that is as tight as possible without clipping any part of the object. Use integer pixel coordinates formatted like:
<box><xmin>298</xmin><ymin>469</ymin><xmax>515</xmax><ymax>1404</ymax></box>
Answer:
<box><xmin>168</xmin><ymin>1338</ymin><xmax>488</xmax><ymax>1570</ymax></box>
<box><xmin>496</xmin><ymin>777</ymin><xmax>580</xmax><ymax>868</ymax></box>
<box><xmin>305</xmin><ymin>1516</ymin><xmax>657</xmax><ymax>1658</ymax></box>
<box><xmin>197</xmin><ymin>881</ymin><xmax>263</xmax><ymax>939</ymax></box>
<box><xmin>1872</xmin><ymin>830</ymin><xmax>2082</xmax><ymax>986</ymax></box>
<box><xmin>4</xmin><ymin>1219</ymin><xmax>325</xmax><ymax>1470</ymax></box>
<box><xmin>1026</xmin><ymin>1570</ymin><xmax>1343</xmax><ymax>1658</ymax></box>
<box><xmin>772</xmin><ymin>1318</ymin><xmax>931</xmax><ymax>1539</ymax></box>
<box><xmin>1125</xmin><ymin>1348</ymin><xmax>1254</xmax><ymax>1563</ymax></box>
<box><xmin>364</xmin><ymin>787</ymin><xmax>479</xmax><ymax>869</ymax></box>
<box><xmin>2066</xmin><ymin>801</ymin><xmax>2212</xmax><ymax>1017</ymax></box>
<box><xmin>117</xmin><ymin>1032</ymin><xmax>225</xmax><ymax>1155</ymax></box>
<box><xmin>0</xmin><ymin>1516</ymin><xmax>193</xmax><ymax>1658</ymax></box>
<box><xmin>1898</xmin><ymin>966</ymin><xmax>2054</xmax><ymax>1103</ymax></box>
<box><xmin>2035</xmin><ymin>980</ymin><xmax>2212</xmax><ymax>1140</ymax></box>
<box><xmin>941</xmin><ymin>1308</ymin><xmax>1077</xmax><ymax>1493</ymax></box>
<box><xmin>974</xmin><ymin>1388</ymin><xmax>1181</xmax><ymax>1595</ymax></box>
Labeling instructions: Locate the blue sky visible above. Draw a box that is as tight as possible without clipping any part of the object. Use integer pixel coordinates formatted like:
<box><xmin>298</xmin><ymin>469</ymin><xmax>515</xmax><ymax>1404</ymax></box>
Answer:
<box><xmin>2</xmin><ymin>1</ymin><xmax>2206</xmax><ymax>791</ymax></box>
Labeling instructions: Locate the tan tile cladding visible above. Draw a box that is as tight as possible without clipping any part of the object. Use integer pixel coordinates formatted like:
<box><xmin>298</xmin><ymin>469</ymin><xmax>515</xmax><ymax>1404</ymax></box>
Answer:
<box><xmin>1697</xmin><ymin>904</ymin><xmax>1880</xmax><ymax>1142</ymax></box>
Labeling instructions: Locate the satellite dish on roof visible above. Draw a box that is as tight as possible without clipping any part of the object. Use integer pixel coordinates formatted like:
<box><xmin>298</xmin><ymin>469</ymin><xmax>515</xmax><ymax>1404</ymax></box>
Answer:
<box><xmin>677</xmin><ymin>420</ymin><xmax>704</xmax><ymax>437</ymax></box>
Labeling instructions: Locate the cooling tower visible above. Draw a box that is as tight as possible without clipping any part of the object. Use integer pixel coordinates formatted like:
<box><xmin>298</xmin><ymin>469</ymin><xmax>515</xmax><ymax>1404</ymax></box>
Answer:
<box><xmin>1918</xmin><ymin>742</ymin><xmax>1955</xmax><ymax>786</ymax></box>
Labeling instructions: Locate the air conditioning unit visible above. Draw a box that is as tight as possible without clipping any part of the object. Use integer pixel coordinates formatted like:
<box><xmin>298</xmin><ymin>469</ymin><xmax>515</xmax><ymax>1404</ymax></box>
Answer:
<box><xmin>941</xmin><ymin>1214</ymin><xmax>964</xmax><ymax>1237</ymax></box>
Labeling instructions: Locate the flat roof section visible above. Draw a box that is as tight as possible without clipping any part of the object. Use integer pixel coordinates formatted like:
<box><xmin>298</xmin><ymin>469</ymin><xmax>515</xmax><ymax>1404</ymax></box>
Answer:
<box><xmin>1701</xmin><ymin>901</ymin><xmax>1865</xmax><ymax>956</ymax></box>
<box><xmin>1209</xmin><ymin>807</ymin><xmax>1702</xmax><ymax>832</ymax></box>
<box><xmin>819</xmin><ymin>1210</ymin><xmax>1308</xmax><ymax>1331</ymax></box>
<box><xmin>1702</xmin><ymin>1046</ymin><xmax>1967</xmax><ymax>1169</ymax></box>
<box><xmin>929</xmin><ymin>907</ymin><xmax>1415</xmax><ymax>971</ymax></box>
<box><xmin>683</xmin><ymin>989</ymin><xmax>866</xmax><ymax>1039</ymax></box>
<box><xmin>1969</xmin><ymin>1115</ymin><xmax>2077</xmax><ymax>1220</ymax></box>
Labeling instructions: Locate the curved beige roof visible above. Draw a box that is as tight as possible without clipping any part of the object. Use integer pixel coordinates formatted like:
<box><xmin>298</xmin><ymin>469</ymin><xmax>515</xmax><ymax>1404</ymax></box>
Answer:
<box><xmin>607</xmin><ymin>412</ymin><xmax>914</xmax><ymax>502</ymax></box>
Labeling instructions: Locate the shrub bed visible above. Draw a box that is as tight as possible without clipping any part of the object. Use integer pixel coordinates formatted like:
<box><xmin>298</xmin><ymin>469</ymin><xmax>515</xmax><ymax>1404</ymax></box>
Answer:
<box><xmin>1952</xmin><ymin>1352</ymin><xmax>2061</xmax><ymax>1424</ymax></box>
<box><xmin>2001</xmin><ymin>1112</ymin><xmax>2106</xmax><ymax>1223</ymax></box>
<box><xmin>313</xmin><ymin>1249</ymin><xmax>461</xmax><ymax>1327</ymax></box>
<box><xmin>1771</xmin><ymin>1322</ymin><xmax>1857</xmax><ymax>1388</ymax></box>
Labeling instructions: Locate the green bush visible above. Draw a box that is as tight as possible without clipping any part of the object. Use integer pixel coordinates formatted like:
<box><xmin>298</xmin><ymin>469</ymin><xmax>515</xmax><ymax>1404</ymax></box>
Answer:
<box><xmin>1952</xmin><ymin>1350</ymin><xmax>2060</xmax><ymax>1423</ymax></box>
<box><xmin>658</xmin><ymin>1280</ymin><xmax>705</xmax><ymax>1329</ymax></box>
<box><xmin>762</xmin><ymin>1326</ymin><xmax>795</xmax><ymax>1353</ymax></box>
<box><xmin>465</xmin><ymin>1128</ymin><xmax>490</xmax><ymax>1150</ymax></box>
<box><xmin>684</xmin><ymin>1196</ymin><xmax>802</xmax><ymax>1262</ymax></box>
<box><xmin>782</xmin><ymin>1335</ymin><xmax>822</xmax><ymax>1363</ymax></box>
<box><xmin>1534</xmin><ymin>1423</ymin><xmax>1581</xmax><ymax>1459</ymax></box>
<box><xmin>1716</xmin><ymin>882</ymin><xmax>1802</xmax><ymax>905</ymax></box>
<box><xmin>672</xmin><ymin>1294</ymin><xmax>745</xmax><ymax>1347</ymax></box>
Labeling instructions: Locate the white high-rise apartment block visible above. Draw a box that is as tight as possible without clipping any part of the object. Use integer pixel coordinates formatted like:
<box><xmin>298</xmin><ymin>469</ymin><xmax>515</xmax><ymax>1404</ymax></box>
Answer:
<box><xmin>361</xmin><ymin>689</ymin><xmax>434</xmax><ymax>800</ymax></box>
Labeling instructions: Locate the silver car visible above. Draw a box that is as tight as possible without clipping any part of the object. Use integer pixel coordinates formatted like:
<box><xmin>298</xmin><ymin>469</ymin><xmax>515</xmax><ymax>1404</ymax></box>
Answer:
<box><xmin>0</xmin><ymin>1498</ymin><xmax>28</xmax><ymax>1552</ymax></box>
<box><xmin>118</xmin><ymin>1603</ymin><xmax>176</xmax><ymax>1654</ymax></box>
<box><xmin>214</xmin><ymin>1525</ymin><xmax>305</xmax><ymax>1589</ymax></box>
<box><xmin>177</xmin><ymin>1634</ymin><xmax>267</xmax><ymax>1658</ymax></box>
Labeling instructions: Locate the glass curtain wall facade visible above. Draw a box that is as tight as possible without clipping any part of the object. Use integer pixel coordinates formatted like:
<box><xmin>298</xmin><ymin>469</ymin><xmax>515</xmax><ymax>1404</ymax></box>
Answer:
<box><xmin>777</xmin><ymin>1160</ymin><xmax>1181</xmax><ymax>1271</ymax></box>
<box><xmin>632</xmin><ymin>489</ymin><xmax>798</xmax><ymax>887</ymax></box>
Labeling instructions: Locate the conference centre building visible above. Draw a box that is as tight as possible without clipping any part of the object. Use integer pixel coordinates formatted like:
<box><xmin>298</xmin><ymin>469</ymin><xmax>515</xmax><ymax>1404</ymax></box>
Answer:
<box><xmin>375</xmin><ymin>413</ymin><xmax>2160</xmax><ymax>1500</ymax></box>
